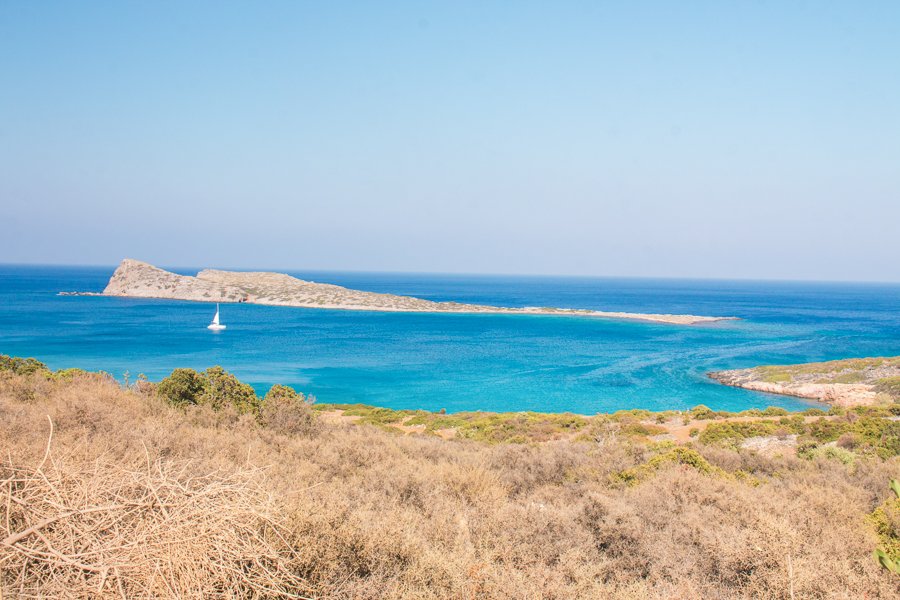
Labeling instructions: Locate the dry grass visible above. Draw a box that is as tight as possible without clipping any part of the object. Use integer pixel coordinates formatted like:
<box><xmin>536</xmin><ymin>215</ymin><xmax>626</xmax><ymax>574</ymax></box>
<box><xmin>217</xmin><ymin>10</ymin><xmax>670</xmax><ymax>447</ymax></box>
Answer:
<box><xmin>1</xmin><ymin>370</ymin><xmax>898</xmax><ymax>598</ymax></box>
<box><xmin>1</xmin><ymin>441</ymin><xmax>304</xmax><ymax>598</ymax></box>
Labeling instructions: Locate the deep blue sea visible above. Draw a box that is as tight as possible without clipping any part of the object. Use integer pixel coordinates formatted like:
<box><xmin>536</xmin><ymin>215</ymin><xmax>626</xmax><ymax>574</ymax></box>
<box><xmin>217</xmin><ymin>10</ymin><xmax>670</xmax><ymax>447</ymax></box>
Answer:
<box><xmin>1</xmin><ymin>265</ymin><xmax>899</xmax><ymax>414</ymax></box>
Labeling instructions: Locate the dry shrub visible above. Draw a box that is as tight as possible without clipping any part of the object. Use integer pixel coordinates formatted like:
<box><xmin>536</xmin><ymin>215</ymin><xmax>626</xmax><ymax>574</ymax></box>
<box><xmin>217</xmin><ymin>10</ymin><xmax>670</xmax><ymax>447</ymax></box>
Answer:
<box><xmin>837</xmin><ymin>432</ymin><xmax>860</xmax><ymax>450</ymax></box>
<box><xmin>1</xmin><ymin>370</ymin><xmax>899</xmax><ymax>598</ymax></box>
<box><xmin>260</xmin><ymin>385</ymin><xmax>319</xmax><ymax>437</ymax></box>
<box><xmin>0</xmin><ymin>370</ymin><xmax>54</xmax><ymax>404</ymax></box>
<box><xmin>696</xmin><ymin>443</ymin><xmax>789</xmax><ymax>476</ymax></box>
<box><xmin>0</xmin><ymin>420</ymin><xmax>306</xmax><ymax>598</ymax></box>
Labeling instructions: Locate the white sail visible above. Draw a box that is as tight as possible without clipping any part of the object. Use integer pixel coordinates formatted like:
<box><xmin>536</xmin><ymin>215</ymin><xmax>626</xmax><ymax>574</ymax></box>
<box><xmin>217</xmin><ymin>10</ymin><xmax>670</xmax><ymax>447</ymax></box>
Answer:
<box><xmin>208</xmin><ymin>304</ymin><xmax>226</xmax><ymax>330</ymax></box>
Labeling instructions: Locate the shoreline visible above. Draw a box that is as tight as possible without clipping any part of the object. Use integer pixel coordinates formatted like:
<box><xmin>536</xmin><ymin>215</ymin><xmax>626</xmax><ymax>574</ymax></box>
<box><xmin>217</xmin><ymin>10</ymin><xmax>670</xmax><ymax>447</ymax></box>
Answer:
<box><xmin>6</xmin><ymin>351</ymin><xmax>898</xmax><ymax>454</ymax></box>
<box><xmin>91</xmin><ymin>292</ymin><xmax>736</xmax><ymax>325</ymax></box>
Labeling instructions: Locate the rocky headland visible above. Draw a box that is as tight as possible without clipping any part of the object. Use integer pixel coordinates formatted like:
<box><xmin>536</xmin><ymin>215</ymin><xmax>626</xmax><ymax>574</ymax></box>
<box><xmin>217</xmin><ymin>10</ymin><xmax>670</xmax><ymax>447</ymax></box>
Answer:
<box><xmin>94</xmin><ymin>259</ymin><xmax>737</xmax><ymax>325</ymax></box>
<box><xmin>709</xmin><ymin>356</ymin><xmax>900</xmax><ymax>407</ymax></box>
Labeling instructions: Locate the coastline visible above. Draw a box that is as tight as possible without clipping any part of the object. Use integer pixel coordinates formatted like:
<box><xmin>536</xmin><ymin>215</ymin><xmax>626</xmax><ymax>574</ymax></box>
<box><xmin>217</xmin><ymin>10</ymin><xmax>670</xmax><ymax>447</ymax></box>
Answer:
<box><xmin>3</xmin><ymin>351</ymin><xmax>896</xmax><ymax>450</ymax></box>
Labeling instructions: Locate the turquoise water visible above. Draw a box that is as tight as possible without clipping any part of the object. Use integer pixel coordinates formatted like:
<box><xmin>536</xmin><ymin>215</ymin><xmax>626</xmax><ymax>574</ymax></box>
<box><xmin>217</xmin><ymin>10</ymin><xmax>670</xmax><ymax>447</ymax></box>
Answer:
<box><xmin>1</xmin><ymin>265</ymin><xmax>899</xmax><ymax>414</ymax></box>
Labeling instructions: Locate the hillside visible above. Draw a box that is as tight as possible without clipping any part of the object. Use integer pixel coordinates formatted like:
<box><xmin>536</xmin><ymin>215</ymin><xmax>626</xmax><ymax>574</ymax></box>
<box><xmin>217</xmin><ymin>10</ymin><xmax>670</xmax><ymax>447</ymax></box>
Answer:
<box><xmin>98</xmin><ymin>259</ymin><xmax>736</xmax><ymax>325</ymax></box>
<box><xmin>1</xmin><ymin>355</ymin><xmax>898</xmax><ymax>597</ymax></box>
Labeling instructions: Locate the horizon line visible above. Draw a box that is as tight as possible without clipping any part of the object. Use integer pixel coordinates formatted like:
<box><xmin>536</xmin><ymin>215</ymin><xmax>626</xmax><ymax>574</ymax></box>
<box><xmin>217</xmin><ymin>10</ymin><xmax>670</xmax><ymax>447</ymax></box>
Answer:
<box><xmin>2</xmin><ymin>260</ymin><xmax>899</xmax><ymax>287</ymax></box>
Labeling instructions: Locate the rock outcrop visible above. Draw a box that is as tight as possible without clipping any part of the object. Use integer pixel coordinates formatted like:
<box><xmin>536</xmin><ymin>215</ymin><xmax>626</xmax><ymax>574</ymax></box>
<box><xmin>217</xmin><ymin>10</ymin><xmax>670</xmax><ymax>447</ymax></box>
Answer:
<box><xmin>709</xmin><ymin>356</ymin><xmax>900</xmax><ymax>406</ymax></box>
<box><xmin>103</xmin><ymin>259</ymin><xmax>248</xmax><ymax>303</ymax></box>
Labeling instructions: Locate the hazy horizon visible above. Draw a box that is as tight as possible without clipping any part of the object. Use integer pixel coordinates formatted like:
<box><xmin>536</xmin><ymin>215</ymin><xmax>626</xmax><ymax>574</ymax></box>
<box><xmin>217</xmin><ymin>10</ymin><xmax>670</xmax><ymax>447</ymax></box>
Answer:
<box><xmin>2</xmin><ymin>2</ymin><xmax>899</xmax><ymax>282</ymax></box>
<box><xmin>4</xmin><ymin>259</ymin><xmax>900</xmax><ymax>287</ymax></box>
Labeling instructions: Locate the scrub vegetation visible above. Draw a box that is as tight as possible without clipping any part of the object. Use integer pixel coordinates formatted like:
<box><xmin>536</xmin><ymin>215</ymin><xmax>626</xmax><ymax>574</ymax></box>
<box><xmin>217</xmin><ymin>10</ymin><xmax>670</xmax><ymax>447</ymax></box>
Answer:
<box><xmin>759</xmin><ymin>356</ymin><xmax>900</xmax><ymax>385</ymax></box>
<box><xmin>1</xmin><ymin>355</ymin><xmax>899</xmax><ymax>598</ymax></box>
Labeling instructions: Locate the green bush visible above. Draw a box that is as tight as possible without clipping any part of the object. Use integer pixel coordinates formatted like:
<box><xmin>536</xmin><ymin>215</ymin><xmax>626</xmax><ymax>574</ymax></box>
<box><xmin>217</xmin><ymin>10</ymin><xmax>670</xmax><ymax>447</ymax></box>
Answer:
<box><xmin>611</xmin><ymin>409</ymin><xmax>654</xmax><ymax>421</ymax></box>
<box><xmin>852</xmin><ymin>417</ymin><xmax>900</xmax><ymax>458</ymax></box>
<box><xmin>0</xmin><ymin>354</ymin><xmax>50</xmax><ymax>376</ymax></box>
<box><xmin>612</xmin><ymin>447</ymin><xmax>721</xmax><ymax>486</ymax></box>
<box><xmin>158</xmin><ymin>366</ymin><xmax>261</xmax><ymax>414</ymax></box>
<box><xmin>689</xmin><ymin>405</ymin><xmax>718</xmax><ymax>420</ymax></box>
<box><xmin>199</xmin><ymin>366</ymin><xmax>259</xmax><ymax>414</ymax></box>
<box><xmin>805</xmin><ymin>418</ymin><xmax>849</xmax><ymax>443</ymax></box>
<box><xmin>699</xmin><ymin>421</ymin><xmax>782</xmax><ymax>445</ymax></box>
<box><xmin>264</xmin><ymin>384</ymin><xmax>304</xmax><ymax>403</ymax></box>
<box><xmin>802</xmin><ymin>445</ymin><xmax>856</xmax><ymax>465</ymax></box>
<box><xmin>53</xmin><ymin>368</ymin><xmax>90</xmax><ymax>381</ymax></box>
<box><xmin>853</xmin><ymin>405</ymin><xmax>893</xmax><ymax>418</ymax></box>
<box><xmin>870</xmin><ymin>480</ymin><xmax>900</xmax><ymax>572</ymax></box>
<box><xmin>157</xmin><ymin>368</ymin><xmax>207</xmax><ymax>407</ymax></box>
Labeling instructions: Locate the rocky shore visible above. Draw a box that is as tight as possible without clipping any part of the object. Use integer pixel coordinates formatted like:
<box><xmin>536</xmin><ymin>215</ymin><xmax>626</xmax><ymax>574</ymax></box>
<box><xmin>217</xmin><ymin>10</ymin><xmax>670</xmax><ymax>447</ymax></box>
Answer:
<box><xmin>709</xmin><ymin>356</ymin><xmax>900</xmax><ymax>407</ymax></box>
<box><xmin>95</xmin><ymin>259</ymin><xmax>737</xmax><ymax>325</ymax></box>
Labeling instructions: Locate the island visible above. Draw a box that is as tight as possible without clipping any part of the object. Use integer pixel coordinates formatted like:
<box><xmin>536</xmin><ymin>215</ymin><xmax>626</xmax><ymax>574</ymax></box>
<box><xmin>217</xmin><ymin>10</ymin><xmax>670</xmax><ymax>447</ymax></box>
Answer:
<box><xmin>91</xmin><ymin>259</ymin><xmax>737</xmax><ymax>325</ymax></box>
<box><xmin>709</xmin><ymin>356</ymin><xmax>900</xmax><ymax>407</ymax></box>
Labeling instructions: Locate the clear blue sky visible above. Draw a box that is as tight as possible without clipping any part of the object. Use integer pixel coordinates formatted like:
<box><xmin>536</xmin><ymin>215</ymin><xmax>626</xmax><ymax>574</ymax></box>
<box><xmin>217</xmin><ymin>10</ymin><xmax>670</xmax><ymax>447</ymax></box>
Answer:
<box><xmin>1</xmin><ymin>1</ymin><xmax>898</xmax><ymax>281</ymax></box>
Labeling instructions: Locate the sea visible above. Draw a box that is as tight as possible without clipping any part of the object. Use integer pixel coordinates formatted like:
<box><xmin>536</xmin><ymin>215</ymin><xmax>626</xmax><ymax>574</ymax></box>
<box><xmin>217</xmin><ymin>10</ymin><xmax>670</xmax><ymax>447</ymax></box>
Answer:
<box><xmin>1</xmin><ymin>264</ymin><xmax>899</xmax><ymax>414</ymax></box>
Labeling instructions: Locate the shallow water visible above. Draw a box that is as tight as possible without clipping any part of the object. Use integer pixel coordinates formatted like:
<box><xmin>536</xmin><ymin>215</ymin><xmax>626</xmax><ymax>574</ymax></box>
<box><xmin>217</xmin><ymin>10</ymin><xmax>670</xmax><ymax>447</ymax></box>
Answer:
<box><xmin>1</xmin><ymin>265</ymin><xmax>898</xmax><ymax>414</ymax></box>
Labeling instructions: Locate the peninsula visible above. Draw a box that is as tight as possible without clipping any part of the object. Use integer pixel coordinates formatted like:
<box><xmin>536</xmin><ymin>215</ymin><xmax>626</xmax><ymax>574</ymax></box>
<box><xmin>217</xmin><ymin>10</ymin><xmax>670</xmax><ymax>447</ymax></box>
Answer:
<box><xmin>95</xmin><ymin>259</ymin><xmax>736</xmax><ymax>325</ymax></box>
<box><xmin>709</xmin><ymin>356</ymin><xmax>900</xmax><ymax>407</ymax></box>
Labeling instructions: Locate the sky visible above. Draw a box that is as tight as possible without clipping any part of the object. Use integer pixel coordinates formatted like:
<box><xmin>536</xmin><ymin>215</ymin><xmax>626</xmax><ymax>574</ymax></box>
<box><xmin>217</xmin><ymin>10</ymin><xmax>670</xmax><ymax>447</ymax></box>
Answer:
<box><xmin>1</xmin><ymin>1</ymin><xmax>898</xmax><ymax>282</ymax></box>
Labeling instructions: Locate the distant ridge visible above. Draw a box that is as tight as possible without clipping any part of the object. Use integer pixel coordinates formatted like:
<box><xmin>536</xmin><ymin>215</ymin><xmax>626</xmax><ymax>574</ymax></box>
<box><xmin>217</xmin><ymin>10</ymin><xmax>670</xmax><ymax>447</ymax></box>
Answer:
<box><xmin>99</xmin><ymin>259</ymin><xmax>738</xmax><ymax>325</ymax></box>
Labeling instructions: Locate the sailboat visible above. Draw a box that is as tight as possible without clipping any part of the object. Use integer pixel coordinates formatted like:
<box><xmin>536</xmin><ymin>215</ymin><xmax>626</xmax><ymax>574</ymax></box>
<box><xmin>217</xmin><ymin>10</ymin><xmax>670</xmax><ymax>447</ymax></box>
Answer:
<box><xmin>207</xmin><ymin>303</ymin><xmax>226</xmax><ymax>331</ymax></box>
